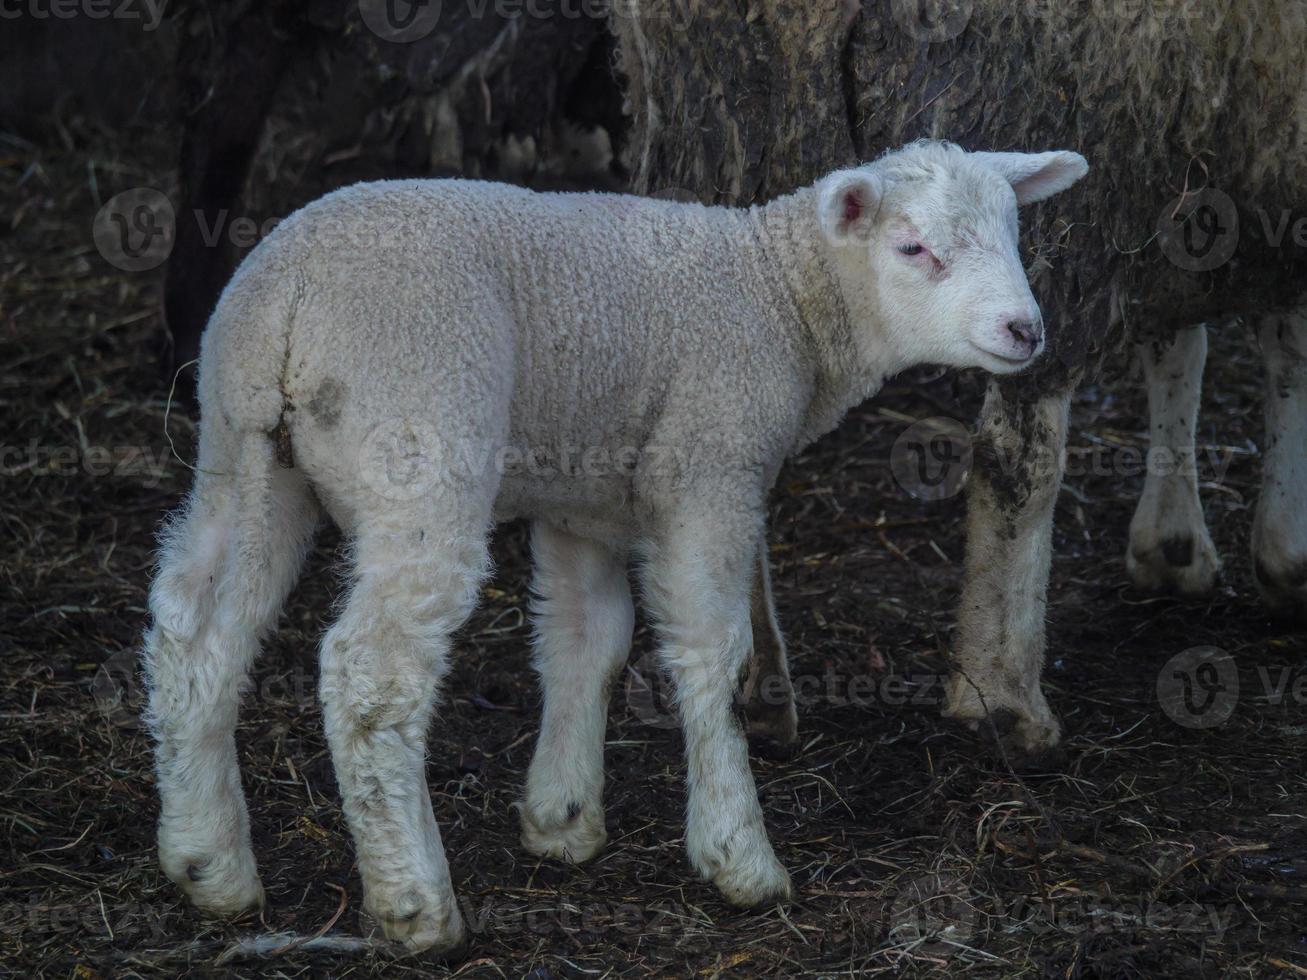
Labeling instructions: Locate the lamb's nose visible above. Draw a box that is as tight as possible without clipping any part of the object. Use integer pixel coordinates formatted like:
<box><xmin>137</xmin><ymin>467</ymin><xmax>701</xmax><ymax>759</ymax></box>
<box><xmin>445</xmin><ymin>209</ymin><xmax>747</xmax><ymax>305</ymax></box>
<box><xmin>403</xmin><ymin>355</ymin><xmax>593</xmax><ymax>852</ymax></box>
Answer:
<box><xmin>1006</xmin><ymin>319</ymin><xmax>1042</xmax><ymax>349</ymax></box>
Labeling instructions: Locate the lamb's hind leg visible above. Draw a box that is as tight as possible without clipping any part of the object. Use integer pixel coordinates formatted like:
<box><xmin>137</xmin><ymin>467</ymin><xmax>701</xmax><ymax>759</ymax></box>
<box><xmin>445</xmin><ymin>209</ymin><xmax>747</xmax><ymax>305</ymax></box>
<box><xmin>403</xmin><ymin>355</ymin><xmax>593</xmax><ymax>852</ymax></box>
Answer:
<box><xmin>144</xmin><ymin>431</ymin><xmax>318</xmax><ymax>915</ymax></box>
<box><xmin>1127</xmin><ymin>324</ymin><xmax>1221</xmax><ymax>596</ymax></box>
<box><xmin>520</xmin><ymin>522</ymin><xmax>634</xmax><ymax>864</ymax></box>
<box><xmin>319</xmin><ymin>509</ymin><xmax>489</xmax><ymax>954</ymax></box>
<box><xmin>1252</xmin><ymin>309</ymin><xmax>1307</xmax><ymax>619</ymax></box>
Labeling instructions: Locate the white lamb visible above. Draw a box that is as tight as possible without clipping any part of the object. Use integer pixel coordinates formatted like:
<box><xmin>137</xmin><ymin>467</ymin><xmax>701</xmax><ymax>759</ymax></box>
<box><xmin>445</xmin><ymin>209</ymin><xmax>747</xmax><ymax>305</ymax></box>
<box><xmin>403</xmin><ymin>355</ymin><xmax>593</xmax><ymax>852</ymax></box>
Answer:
<box><xmin>143</xmin><ymin>140</ymin><xmax>1087</xmax><ymax>954</ymax></box>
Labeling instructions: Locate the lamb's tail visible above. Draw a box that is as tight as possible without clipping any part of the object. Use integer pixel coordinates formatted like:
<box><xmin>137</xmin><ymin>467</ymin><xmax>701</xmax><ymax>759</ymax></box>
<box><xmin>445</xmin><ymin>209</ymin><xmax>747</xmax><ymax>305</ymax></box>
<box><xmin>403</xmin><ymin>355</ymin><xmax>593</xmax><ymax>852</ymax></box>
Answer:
<box><xmin>194</xmin><ymin>234</ymin><xmax>307</xmax><ymax>443</ymax></box>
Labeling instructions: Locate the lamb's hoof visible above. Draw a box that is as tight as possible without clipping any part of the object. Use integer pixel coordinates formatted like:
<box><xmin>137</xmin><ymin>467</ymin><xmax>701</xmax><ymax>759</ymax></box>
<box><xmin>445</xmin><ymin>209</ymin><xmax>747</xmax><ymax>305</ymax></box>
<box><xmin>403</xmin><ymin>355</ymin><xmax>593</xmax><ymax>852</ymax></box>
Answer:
<box><xmin>520</xmin><ymin>800</ymin><xmax>607</xmax><ymax>865</ymax></box>
<box><xmin>1253</xmin><ymin>556</ymin><xmax>1307</xmax><ymax>622</ymax></box>
<box><xmin>711</xmin><ymin>852</ymin><xmax>794</xmax><ymax>908</ymax></box>
<box><xmin>364</xmin><ymin>889</ymin><xmax>467</xmax><ymax>956</ymax></box>
<box><xmin>1127</xmin><ymin>528</ymin><xmax>1221</xmax><ymax>598</ymax></box>
<box><xmin>689</xmin><ymin>822</ymin><xmax>793</xmax><ymax>908</ymax></box>
<box><xmin>161</xmin><ymin>845</ymin><xmax>265</xmax><ymax>917</ymax></box>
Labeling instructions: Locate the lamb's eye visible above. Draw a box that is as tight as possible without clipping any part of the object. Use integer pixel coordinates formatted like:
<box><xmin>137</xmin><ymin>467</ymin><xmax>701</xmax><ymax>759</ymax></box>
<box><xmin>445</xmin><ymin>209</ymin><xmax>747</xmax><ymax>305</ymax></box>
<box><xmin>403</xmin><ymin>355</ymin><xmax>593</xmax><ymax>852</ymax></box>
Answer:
<box><xmin>899</xmin><ymin>243</ymin><xmax>924</xmax><ymax>256</ymax></box>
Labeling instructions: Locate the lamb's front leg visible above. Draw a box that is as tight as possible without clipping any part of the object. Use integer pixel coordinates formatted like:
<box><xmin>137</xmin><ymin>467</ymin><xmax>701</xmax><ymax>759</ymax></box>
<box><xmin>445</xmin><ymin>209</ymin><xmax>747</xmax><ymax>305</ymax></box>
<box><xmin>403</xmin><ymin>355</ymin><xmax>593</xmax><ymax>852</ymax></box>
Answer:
<box><xmin>521</xmin><ymin>522</ymin><xmax>635</xmax><ymax>863</ymax></box>
<box><xmin>943</xmin><ymin>379</ymin><xmax>1069</xmax><ymax>757</ymax></box>
<box><xmin>642</xmin><ymin>514</ymin><xmax>793</xmax><ymax>907</ymax></box>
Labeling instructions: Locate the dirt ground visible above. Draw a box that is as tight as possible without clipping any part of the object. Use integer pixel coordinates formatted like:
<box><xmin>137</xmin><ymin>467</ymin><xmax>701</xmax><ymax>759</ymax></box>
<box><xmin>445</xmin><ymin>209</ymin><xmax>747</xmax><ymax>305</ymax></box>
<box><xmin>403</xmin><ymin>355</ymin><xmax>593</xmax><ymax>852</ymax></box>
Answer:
<box><xmin>3</xmin><ymin>126</ymin><xmax>1306</xmax><ymax>979</ymax></box>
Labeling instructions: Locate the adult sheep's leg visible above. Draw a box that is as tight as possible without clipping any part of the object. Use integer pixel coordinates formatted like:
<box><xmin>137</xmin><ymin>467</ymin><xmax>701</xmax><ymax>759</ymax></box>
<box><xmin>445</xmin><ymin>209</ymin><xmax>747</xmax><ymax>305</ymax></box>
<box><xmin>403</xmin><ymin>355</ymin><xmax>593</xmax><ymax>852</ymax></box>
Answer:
<box><xmin>163</xmin><ymin>3</ymin><xmax>298</xmax><ymax>397</ymax></box>
<box><xmin>741</xmin><ymin>541</ymin><xmax>798</xmax><ymax>753</ymax></box>
<box><xmin>144</xmin><ymin>427</ymin><xmax>318</xmax><ymax>915</ymax></box>
<box><xmin>641</xmin><ymin>510</ymin><xmax>792</xmax><ymax>907</ymax></box>
<box><xmin>1252</xmin><ymin>309</ymin><xmax>1307</xmax><ymax>619</ymax></box>
<box><xmin>319</xmin><ymin>508</ymin><xmax>490</xmax><ymax>954</ymax></box>
<box><xmin>520</xmin><ymin>522</ymin><xmax>634</xmax><ymax>864</ymax></box>
<box><xmin>1127</xmin><ymin>325</ymin><xmax>1221</xmax><ymax>596</ymax></box>
<box><xmin>943</xmin><ymin>380</ymin><xmax>1068</xmax><ymax>757</ymax></box>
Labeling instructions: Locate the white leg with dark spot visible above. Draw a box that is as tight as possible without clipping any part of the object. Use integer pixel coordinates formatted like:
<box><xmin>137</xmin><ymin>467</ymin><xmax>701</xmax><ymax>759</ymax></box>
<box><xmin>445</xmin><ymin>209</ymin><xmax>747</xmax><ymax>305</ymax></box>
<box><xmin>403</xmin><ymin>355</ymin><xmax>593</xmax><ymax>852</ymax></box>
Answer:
<box><xmin>1252</xmin><ymin>310</ymin><xmax>1307</xmax><ymax>618</ymax></box>
<box><xmin>520</xmin><ymin>522</ymin><xmax>634</xmax><ymax>864</ymax></box>
<box><xmin>1127</xmin><ymin>325</ymin><xmax>1221</xmax><ymax>596</ymax></box>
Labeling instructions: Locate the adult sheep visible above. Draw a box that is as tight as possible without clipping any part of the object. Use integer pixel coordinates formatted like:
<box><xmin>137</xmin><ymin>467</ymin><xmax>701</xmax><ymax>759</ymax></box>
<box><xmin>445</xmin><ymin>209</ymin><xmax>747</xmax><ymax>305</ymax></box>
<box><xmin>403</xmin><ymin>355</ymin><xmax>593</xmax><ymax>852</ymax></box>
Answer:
<box><xmin>610</xmin><ymin>0</ymin><xmax>1307</xmax><ymax>756</ymax></box>
<box><xmin>142</xmin><ymin>142</ymin><xmax>1086</xmax><ymax>953</ymax></box>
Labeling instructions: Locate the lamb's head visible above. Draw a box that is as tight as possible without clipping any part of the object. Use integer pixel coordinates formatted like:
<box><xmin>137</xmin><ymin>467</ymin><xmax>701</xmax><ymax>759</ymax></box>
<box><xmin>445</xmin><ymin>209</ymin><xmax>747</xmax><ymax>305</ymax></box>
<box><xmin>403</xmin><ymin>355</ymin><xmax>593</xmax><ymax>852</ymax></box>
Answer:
<box><xmin>816</xmin><ymin>141</ymin><xmax>1088</xmax><ymax>375</ymax></box>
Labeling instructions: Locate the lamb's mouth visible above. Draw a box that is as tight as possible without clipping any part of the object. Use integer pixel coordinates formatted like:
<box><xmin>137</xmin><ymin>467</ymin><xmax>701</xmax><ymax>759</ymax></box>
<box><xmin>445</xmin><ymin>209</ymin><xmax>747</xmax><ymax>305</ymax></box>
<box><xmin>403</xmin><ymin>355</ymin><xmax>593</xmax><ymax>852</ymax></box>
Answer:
<box><xmin>971</xmin><ymin>342</ymin><xmax>1040</xmax><ymax>369</ymax></box>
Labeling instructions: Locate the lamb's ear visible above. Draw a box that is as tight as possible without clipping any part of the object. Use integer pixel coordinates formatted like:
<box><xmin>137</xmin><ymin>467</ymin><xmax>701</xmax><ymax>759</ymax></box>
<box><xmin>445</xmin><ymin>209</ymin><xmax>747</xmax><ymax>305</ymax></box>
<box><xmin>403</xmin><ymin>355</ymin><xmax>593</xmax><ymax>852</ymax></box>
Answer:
<box><xmin>817</xmin><ymin>168</ymin><xmax>882</xmax><ymax>243</ymax></box>
<box><xmin>970</xmin><ymin>150</ymin><xmax>1089</xmax><ymax>206</ymax></box>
